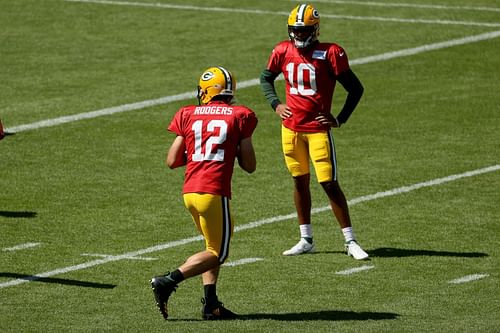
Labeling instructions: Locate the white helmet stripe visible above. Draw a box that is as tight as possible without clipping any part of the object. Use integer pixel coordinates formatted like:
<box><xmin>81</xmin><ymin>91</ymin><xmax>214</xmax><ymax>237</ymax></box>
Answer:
<box><xmin>296</xmin><ymin>4</ymin><xmax>307</xmax><ymax>23</ymax></box>
<box><xmin>218</xmin><ymin>66</ymin><xmax>233</xmax><ymax>92</ymax></box>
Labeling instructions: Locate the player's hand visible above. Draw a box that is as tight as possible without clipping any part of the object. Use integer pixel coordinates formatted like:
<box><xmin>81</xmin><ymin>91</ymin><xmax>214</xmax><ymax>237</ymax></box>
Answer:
<box><xmin>275</xmin><ymin>104</ymin><xmax>292</xmax><ymax>119</ymax></box>
<box><xmin>315</xmin><ymin>113</ymin><xmax>340</xmax><ymax>128</ymax></box>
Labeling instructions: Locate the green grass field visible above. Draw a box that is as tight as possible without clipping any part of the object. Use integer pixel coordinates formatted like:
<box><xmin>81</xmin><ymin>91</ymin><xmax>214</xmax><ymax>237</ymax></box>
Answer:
<box><xmin>1</xmin><ymin>0</ymin><xmax>499</xmax><ymax>332</ymax></box>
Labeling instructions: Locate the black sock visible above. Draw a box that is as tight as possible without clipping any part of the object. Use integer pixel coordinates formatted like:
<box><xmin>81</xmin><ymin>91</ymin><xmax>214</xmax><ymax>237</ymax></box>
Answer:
<box><xmin>168</xmin><ymin>269</ymin><xmax>185</xmax><ymax>284</ymax></box>
<box><xmin>204</xmin><ymin>284</ymin><xmax>217</xmax><ymax>301</ymax></box>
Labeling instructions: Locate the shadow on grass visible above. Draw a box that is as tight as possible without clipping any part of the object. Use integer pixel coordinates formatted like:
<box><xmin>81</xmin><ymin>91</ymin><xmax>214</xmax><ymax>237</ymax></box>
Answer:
<box><xmin>0</xmin><ymin>211</ymin><xmax>37</xmax><ymax>218</ymax></box>
<box><xmin>368</xmin><ymin>247</ymin><xmax>488</xmax><ymax>258</ymax></box>
<box><xmin>238</xmin><ymin>310</ymin><xmax>399</xmax><ymax>321</ymax></box>
<box><xmin>314</xmin><ymin>247</ymin><xmax>487</xmax><ymax>258</ymax></box>
<box><xmin>0</xmin><ymin>272</ymin><xmax>116</xmax><ymax>289</ymax></box>
<box><xmin>169</xmin><ymin>310</ymin><xmax>399</xmax><ymax>322</ymax></box>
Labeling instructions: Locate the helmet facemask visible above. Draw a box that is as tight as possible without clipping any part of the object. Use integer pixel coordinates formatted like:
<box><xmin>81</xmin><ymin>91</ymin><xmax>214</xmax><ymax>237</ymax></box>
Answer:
<box><xmin>288</xmin><ymin>25</ymin><xmax>319</xmax><ymax>49</ymax></box>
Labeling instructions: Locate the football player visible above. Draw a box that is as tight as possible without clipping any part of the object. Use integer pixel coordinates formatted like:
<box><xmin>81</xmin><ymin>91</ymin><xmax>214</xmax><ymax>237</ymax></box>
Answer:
<box><xmin>260</xmin><ymin>4</ymin><xmax>368</xmax><ymax>259</ymax></box>
<box><xmin>151</xmin><ymin>67</ymin><xmax>257</xmax><ymax>320</ymax></box>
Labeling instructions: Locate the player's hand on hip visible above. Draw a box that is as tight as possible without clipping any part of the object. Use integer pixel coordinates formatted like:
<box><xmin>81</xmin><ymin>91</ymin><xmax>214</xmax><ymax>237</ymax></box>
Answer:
<box><xmin>275</xmin><ymin>104</ymin><xmax>292</xmax><ymax>119</ymax></box>
<box><xmin>315</xmin><ymin>113</ymin><xmax>340</xmax><ymax>128</ymax></box>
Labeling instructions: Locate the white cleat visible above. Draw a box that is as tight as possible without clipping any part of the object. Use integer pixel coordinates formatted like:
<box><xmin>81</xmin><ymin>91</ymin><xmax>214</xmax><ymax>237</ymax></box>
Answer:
<box><xmin>282</xmin><ymin>238</ymin><xmax>315</xmax><ymax>256</ymax></box>
<box><xmin>345</xmin><ymin>240</ymin><xmax>369</xmax><ymax>260</ymax></box>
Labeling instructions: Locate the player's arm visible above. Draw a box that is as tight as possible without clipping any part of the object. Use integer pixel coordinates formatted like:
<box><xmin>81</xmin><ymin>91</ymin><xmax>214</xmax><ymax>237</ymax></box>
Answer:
<box><xmin>260</xmin><ymin>69</ymin><xmax>281</xmax><ymax>110</ymax></box>
<box><xmin>260</xmin><ymin>69</ymin><xmax>292</xmax><ymax>119</ymax></box>
<box><xmin>166</xmin><ymin>135</ymin><xmax>187</xmax><ymax>169</ymax></box>
<box><xmin>336</xmin><ymin>69</ymin><xmax>364</xmax><ymax>125</ymax></box>
<box><xmin>237</xmin><ymin>137</ymin><xmax>256</xmax><ymax>174</ymax></box>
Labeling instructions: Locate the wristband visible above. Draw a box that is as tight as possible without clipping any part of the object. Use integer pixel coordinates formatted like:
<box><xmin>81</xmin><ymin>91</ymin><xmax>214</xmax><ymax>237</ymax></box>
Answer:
<box><xmin>271</xmin><ymin>100</ymin><xmax>281</xmax><ymax>111</ymax></box>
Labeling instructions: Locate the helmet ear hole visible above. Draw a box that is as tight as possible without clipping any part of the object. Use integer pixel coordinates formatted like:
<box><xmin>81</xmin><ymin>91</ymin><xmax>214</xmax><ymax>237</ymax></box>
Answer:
<box><xmin>197</xmin><ymin>86</ymin><xmax>206</xmax><ymax>105</ymax></box>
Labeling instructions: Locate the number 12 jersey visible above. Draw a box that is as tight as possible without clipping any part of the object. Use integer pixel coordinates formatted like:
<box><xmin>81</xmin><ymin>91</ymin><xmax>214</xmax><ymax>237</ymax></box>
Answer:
<box><xmin>168</xmin><ymin>101</ymin><xmax>258</xmax><ymax>198</ymax></box>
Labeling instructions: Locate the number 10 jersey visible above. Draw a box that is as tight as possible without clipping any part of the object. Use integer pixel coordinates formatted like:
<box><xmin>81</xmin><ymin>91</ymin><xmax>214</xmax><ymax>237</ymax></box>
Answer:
<box><xmin>266</xmin><ymin>40</ymin><xmax>350</xmax><ymax>132</ymax></box>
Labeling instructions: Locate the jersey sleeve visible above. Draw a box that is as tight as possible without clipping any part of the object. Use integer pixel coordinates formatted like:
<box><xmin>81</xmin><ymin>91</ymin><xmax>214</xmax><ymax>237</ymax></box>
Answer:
<box><xmin>266</xmin><ymin>42</ymin><xmax>286</xmax><ymax>73</ymax></box>
<box><xmin>167</xmin><ymin>108</ymin><xmax>185</xmax><ymax>136</ymax></box>
<box><xmin>238</xmin><ymin>107</ymin><xmax>258</xmax><ymax>139</ymax></box>
<box><xmin>329</xmin><ymin>44</ymin><xmax>350</xmax><ymax>76</ymax></box>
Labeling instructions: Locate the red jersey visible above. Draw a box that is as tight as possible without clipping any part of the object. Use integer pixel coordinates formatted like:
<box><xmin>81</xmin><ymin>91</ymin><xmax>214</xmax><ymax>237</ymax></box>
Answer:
<box><xmin>266</xmin><ymin>40</ymin><xmax>350</xmax><ymax>132</ymax></box>
<box><xmin>168</xmin><ymin>101</ymin><xmax>257</xmax><ymax>198</ymax></box>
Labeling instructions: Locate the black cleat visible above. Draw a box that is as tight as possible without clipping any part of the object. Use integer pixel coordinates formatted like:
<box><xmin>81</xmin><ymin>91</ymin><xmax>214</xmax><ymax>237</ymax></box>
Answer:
<box><xmin>150</xmin><ymin>274</ymin><xmax>178</xmax><ymax>320</ymax></box>
<box><xmin>201</xmin><ymin>297</ymin><xmax>238</xmax><ymax>320</ymax></box>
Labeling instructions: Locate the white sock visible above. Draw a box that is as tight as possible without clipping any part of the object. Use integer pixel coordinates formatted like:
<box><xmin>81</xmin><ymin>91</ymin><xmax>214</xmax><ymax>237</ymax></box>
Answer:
<box><xmin>342</xmin><ymin>227</ymin><xmax>355</xmax><ymax>243</ymax></box>
<box><xmin>299</xmin><ymin>224</ymin><xmax>313</xmax><ymax>239</ymax></box>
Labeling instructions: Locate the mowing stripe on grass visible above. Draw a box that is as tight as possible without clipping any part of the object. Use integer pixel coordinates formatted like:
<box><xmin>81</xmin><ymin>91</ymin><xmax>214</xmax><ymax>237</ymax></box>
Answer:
<box><xmin>335</xmin><ymin>265</ymin><xmax>375</xmax><ymax>275</ymax></box>
<box><xmin>2</xmin><ymin>242</ymin><xmax>41</xmax><ymax>252</ymax></box>
<box><xmin>6</xmin><ymin>29</ymin><xmax>500</xmax><ymax>134</ymax></box>
<box><xmin>64</xmin><ymin>0</ymin><xmax>500</xmax><ymax>27</ymax></box>
<box><xmin>222</xmin><ymin>258</ymin><xmax>264</xmax><ymax>267</ymax></box>
<box><xmin>448</xmin><ymin>274</ymin><xmax>489</xmax><ymax>284</ymax></box>
<box><xmin>0</xmin><ymin>165</ymin><xmax>497</xmax><ymax>289</ymax></box>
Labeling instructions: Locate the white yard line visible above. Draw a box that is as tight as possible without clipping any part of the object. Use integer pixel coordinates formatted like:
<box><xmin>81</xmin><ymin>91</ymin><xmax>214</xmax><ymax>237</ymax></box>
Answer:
<box><xmin>65</xmin><ymin>0</ymin><xmax>291</xmax><ymax>15</ymax></box>
<box><xmin>335</xmin><ymin>265</ymin><xmax>375</xmax><ymax>275</ymax></box>
<box><xmin>350</xmin><ymin>30</ymin><xmax>500</xmax><ymax>66</ymax></box>
<box><xmin>80</xmin><ymin>253</ymin><xmax>158</xmax><ymax>261</ymax></box>
<box><xmin>1</xmin><ymin>165</ymin><xmax>498</xmax><ymax>289</ymax></box>
<box><xmin>6</xmin><ymin>29</ymin><xmax>500</xmax><ymax>134</ymax></box>
<box><xmin>6</xmin><ymin>91</ymin><xmax>195</xmax><ymax>133</ymax></box>
<box><xmin>64</xmin><ymin>0</ymin><xmax>500</xmax><ymax>27</ymax></box>
<box><xmin>222</xmin><ymin>258</ymin><xmax>264</xmax><ymax>267</ymax></box>
<box><xmin>302</xmin><ymin>0</ymin><xmax>500</xmax><ymax>13</ymax></box>
<box><xmin>345</xmin><ymin>165</ymin><xmax>500</xmax><ymax>206</ymax></box>
<box><xmin>320</xmin><ymin>14</ymin><xmax>500</xmax><ymax>28</ymax></box>
<box><xmin>448</xmin><ymin>274</ymin><xmax>489</xmax><ymax>284</ymax></box>
<box><xmin>2</xmin><ymin>242</ymin><xmax>41</xmax><ymax>252</ymax></box>
<box><xmin>236</xmin><ymin>166</ymin><xmax>500</xmax><ymax>232</ymax></box>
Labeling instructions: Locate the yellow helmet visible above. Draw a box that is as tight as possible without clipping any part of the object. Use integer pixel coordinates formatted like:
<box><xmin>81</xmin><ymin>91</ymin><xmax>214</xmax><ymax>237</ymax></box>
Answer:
<box><xmin>287</xmin><ymin>4</ymin><xmax>320</xmax><ymax>48</ymax></box>
<box><xmin>197</xmin><ymin>67</ymin><xmax>236</xmax><ymax>105</ymax></box>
